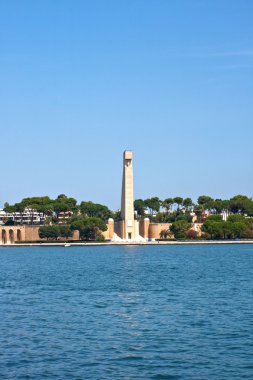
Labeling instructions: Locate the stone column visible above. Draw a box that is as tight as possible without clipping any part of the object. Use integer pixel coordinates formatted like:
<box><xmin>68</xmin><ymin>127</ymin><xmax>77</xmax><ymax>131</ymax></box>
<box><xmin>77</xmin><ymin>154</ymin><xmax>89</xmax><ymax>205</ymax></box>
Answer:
<box><xmin>108</xmin><ymin>218</ymin><xmax>114</xmax><ymax>239</ymax></box>
<box><xmin>120</xmin><ymin>150</ymin><xmax>136</xmax><ymax>240</ymax></box>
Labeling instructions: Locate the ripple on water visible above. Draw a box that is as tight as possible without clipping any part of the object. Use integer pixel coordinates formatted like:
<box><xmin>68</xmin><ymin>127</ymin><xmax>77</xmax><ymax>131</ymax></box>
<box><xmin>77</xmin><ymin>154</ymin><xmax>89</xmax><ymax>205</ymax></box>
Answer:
<box><xmin>0</xmin><ymin>244</ymin><xmax>253</xmax><ymax>379</ymax></box>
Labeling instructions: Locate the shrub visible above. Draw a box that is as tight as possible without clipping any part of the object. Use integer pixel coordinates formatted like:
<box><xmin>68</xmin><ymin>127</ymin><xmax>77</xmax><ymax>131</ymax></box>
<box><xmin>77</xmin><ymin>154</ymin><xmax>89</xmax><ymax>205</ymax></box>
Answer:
<box><xmin>176</xmin><ymin>213</ymin><xmax>192</xmax><ymax>222</ymax></box>
<box><xmin>242</xmin><ymin>229</ymin><xmax>253</xmax><ymax>238</ymax></box>
<box><xmin>205</xmin><ymin>215</ymin><xmax>223</xmax><ymax>222</ymax></box>
<box><xmin>170</xmin><ymin>220</ymin><xmax>191</xmax><ymax>239</ymax></box>
<box><xmin>160</xmin><ymin>229</ymin><xmax>171</xmax><ymax>239</ymax></box>
<box><xmin>96</xmin><ymin>234</ymin><xmax>105</xmax><ymax>242</ymax></box>
<box><xmin>201</xmin><ymin>232</ymin><xmax>210</xmax><ymax>239</ymax></box>
<box><xmin>186</xmin><ymin>229</ymin><xmax>198</xmax><ymax>239</ymax></box>
<box><xmin>59</xmin><ymin>225</ymin><xmax>73</xmax><ymax>239</ymax></box>
<box><xmin>39</xmin><ymin>225</ymin><xmax>60</xmax><ymax>240</ymax></box>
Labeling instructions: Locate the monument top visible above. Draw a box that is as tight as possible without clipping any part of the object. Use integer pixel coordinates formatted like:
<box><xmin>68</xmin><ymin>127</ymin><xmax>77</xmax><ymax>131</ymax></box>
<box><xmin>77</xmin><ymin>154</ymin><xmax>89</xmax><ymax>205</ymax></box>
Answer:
<box><xmin>123</xmin><ymin>150</ymin><xmax>132</xmax><ymax>160</ymax></box>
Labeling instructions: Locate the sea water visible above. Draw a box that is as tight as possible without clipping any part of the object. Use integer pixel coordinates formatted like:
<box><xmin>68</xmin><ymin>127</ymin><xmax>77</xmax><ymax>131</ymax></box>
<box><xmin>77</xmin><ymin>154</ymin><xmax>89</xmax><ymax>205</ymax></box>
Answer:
<box><xmin>1</xmin><ymin>245</ymin><xmax>253</xmax><ymax>379</ymax></box>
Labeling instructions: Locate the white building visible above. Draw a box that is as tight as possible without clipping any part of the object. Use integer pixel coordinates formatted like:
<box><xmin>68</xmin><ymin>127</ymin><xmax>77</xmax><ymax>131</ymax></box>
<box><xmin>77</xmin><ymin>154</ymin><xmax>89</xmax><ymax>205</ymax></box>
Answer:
<box><xmin>0</xmin><ymin>208</ymin><xmax>46</xmax><ymax>226</ymax></box>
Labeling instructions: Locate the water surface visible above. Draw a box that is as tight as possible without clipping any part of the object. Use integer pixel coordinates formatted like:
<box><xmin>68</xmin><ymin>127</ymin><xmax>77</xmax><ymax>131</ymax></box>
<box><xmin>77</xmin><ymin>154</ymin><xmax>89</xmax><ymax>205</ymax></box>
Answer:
<box><xmin>1</xmin><ymin>245</ymin><xmax>253</xmax><ymax>379</ymax></box>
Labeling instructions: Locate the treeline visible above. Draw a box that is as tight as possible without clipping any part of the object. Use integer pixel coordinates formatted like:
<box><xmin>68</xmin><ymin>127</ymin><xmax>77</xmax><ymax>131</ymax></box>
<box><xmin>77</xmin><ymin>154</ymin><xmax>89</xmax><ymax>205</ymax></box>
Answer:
<box><xmin>202</xmin><ymin>214</ymin><xmax>253</xmax><ymax>239</ymax></box>
<box><xmin>4</xmin><ymin>194</ymin><xmax>253</xmax><ymax>222</ymax></box>
<box><xmin>4</xmin><ymin>195</ymin><xmax>112</xmax><ymax>241</ymax></box>
<box><xmin>38</xmin><ymin>218</ymin><xmax>107</xmax><ymax>241</ymax></box>
<box><xmin>39</xmin><ymin>225</ymin><xmax>73</xmax><ymax>240</ymax></box>
<box><xmin>4</xmin><ymin>195</ymin><xmax>113</xmax><ymax>222</ymax></box>
<box><xmin>160</xmin><ymin>214</ymin><xmax>253</xmax><ymax>240</ymax></box>
<box><xmin>3</xmin><ymin>193</ymin><xmax>253</xmax><ymax>241</ymax></box>
<box><xmin>135</xmin><ymin>195</ymin><xmax>253</xmax><ymax>223</ymax></box>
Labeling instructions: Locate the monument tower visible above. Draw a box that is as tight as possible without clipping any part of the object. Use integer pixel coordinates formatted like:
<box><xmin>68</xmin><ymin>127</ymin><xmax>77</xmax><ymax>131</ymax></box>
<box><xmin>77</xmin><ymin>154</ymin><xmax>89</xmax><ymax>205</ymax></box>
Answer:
<box><xmin>120</xmin><ymin>150</ymin><xmax>136</xmax><ymax>240</ymax></box>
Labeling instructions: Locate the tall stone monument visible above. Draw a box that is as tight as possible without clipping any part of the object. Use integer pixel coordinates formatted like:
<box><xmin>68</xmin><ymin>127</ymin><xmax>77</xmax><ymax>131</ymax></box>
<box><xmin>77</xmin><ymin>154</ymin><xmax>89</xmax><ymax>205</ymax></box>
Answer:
<box><xmin>120</xmin><ymin>150</ymin><xmax>136</xmax><ymax>239</ymax></box>
<box><xmin>113</xmin><ymin>150</ymin><xmax>143</xmax><ymax>241</ymax></box>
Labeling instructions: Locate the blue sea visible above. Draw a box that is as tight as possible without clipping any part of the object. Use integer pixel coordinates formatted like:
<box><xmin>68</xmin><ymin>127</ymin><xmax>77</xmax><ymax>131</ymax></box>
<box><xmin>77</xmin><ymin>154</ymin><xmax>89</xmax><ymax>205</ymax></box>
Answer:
<box><xmin>1</xmin><ymin>245</ymin><xmax>253</xmax><ymax>379</ymax></box>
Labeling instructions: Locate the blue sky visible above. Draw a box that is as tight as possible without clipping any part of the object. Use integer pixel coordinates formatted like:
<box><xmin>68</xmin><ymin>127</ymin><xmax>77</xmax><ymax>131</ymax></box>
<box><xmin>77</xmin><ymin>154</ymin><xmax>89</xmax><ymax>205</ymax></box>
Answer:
<box><xmin>0</xmin><ymin>0</ymin><xmax>252</xmax><ymax>209</ymax></box>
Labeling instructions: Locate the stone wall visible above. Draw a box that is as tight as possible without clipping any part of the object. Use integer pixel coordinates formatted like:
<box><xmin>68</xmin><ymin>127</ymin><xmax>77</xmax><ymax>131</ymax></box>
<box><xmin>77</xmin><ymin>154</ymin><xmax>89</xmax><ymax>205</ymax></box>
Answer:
<box><xmin>139</xmin><ymin>219</ymin><xmax>203</xmax><ymax>240</ymax></box>
<box><xmin>0</xmin><ymin>225</ymin><xmax>80</xmax><ymax>244</ymax></box>
<box><xmin>0</xmin><ymin>222</ymin><xmax>203</xmax><ymax>243</ymax></box>
<box><xmin>0</xmin><ymin>226</ymin><xmax>26</xmax><ymax>244</ymax></box>
<box><xmin>148</xmin><ymin>223</ymin><xmax>171</xmax><ymax>239</ymax></box>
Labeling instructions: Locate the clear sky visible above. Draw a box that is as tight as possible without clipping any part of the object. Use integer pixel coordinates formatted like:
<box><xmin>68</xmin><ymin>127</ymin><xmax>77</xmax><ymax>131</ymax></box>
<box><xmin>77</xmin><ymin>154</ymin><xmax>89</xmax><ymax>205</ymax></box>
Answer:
<box><xmin>0</xmin><ymin>0</ymin><xmax>252</xmax><ymax>210</ymax></box>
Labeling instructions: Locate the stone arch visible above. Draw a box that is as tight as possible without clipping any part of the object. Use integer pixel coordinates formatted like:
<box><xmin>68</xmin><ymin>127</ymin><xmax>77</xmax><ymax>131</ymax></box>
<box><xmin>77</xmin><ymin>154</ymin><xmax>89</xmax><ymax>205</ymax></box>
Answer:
<box><xmin>17</xmin><ymin>229</ymin><xmax>22</xmax><ymax>242</ymax></box>
<box><xmin>2</xmin><ymin>230</ymin><xmax>7</xmax><ymax>244</ymax></box>
<box><xmin>9</xmin><ymin>229</ymin><xmax>14</xmax><ymax>244</ymax></box>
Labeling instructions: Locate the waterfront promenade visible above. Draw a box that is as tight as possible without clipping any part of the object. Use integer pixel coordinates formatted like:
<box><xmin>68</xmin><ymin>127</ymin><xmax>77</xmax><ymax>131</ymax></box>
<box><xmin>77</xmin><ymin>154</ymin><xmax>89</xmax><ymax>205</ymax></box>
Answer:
<box><xmin>1</xmin><ymin>240</ymin><xmax>253</xmax><ymax>247</ymax></box>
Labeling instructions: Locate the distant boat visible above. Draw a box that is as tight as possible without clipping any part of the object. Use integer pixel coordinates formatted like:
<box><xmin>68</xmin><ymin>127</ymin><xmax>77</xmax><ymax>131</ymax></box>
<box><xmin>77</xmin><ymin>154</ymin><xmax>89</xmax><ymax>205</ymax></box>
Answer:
<box><xmin>64</xmin><ymin>243</ymin><xmax>71</xmax><ymax>247</ymax></box>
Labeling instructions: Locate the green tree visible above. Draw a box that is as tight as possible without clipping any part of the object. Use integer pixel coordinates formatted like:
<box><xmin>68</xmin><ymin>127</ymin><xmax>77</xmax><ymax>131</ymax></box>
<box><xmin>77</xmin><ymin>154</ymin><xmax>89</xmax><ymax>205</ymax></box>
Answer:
<box><xmin>134</xmin><ymin>199</ymin><xmax>146</xmax><ymax>217</ymax></box>
<box><xmin>160</xmin><ymin>229</ymin><xmax>172</xmax><ymax>239</ymax></box>
<box><xmin>222</xmin><ymin>221</ymin><xmax>233</xmax><ymax>239</ymax></box>
<box><xmin>193</xmin><ymin>205</ymin><xmax>204</xmax><ymax>223</ymax></box>
<box><xmin>21</xmin><ymin>196</ymin><xmax>53</xmax><ymax>216</ymax></box>
<box><xmin>202</xmin><ymin>221</ymin><xmax>223</xmax><ymax>239</ymax></box>
<box><xmin>52</xmin><ymin>195</ymin><xmax>77</xmax><ymax>222</ymax></box>
<box><xmin>80</xmin><ymin>201</ymin><xmax>112</xmax><ymax>222</ymax></box>
<box><xmin>198</xmin><ymin>195</ymin><xmax>213</xmax><ymax>205</ymax></box>
<box><xmin>202</xmin><ymin>215</ymin><xmax>248</xmax><ymax>240</ymax></box>
<box><xmin>229</xmin><ymin>195</ymin><xmax>253</xmax><ymax>215</ymax></box>
<box><xmin>57</xmin><ymin>194</ymin><xmax>67</xmax><ymax>200</ymax></box>
<box><xmin>183</xmin><ymin>197</ymin><xmax>194</xmax><ymax>210</ymax></box>
<box><xmin>173</xmin><ymin>197</ymin><xmax>183</xmax><ymax>210</ymax></box>
<box><xmin>4</xmin><ymin>203</ymin><xmax>25</xmax><ymax>225</ymax></box>
<box><xmin>113</xmin><ymin>210</ymin><xmax>121</xmax><ymax>222</ymax></box>
<box><xmin>4</xmin><ymin>204</ymin><xmax>16</xmax><ymax>213</ymax></box>
<box><xmin>96</xmin><ymin>234</ymin><xmax>105</xmax><ymax>242</ymax></box>
<box><xmin>170</xmin><ymin>220</ymin><xmax>191</xmax><ymax>239</ymax></box>
<box><xmin>176</xmin><ymin>213</ymin><xmax>192</xmax><ymax>222</ymax></box>
<box><xmin>144</xmin><ymin>197</ymin><xmax>161</xmax><ymax>215</ymax></box>
<box><xmin>7</xmin><ymin>196</ymin><xmax>54</xmax><ymax>224</ymax></box>
<box><xmin>59</xmin><ymin>225</ymin><xmax>73</xmax><ymax>240</ymax></box>
<box><xmin>205</xmin><ymin>215</ymin><xmax>223</xmax><ymax>222</ymax></box>
<box><xmin>39</xmin><ymin>225</ymin><xmax>60</xmax><ymax>240</ymax></box>
<box><xmin>244</xmin><ymin>218</ymin><xmax>253</xmax><ymax>229</ymax></box>
<box><xmin>212</xmin><ymin>199</ymin><xmax>229</xmax><ymax>214</ymax></box>
<box><xmin>155</xmin><ymin>212</ymin><xmax>176</xmax><ymax>223</ymax></box>
<box><xmin>227</xmin><ymin>214</ymin><xmax>245</xmax><ymax>223</ymax></box>
<box><xmin>162</xmin><ymin>198</ymin><xmax>174</xmax><ymax>213</ymax></box>
<box><xmin>231</xmin><ymin>222</ymin><xmax>247</xmax><ymax>238</ymax></box>
<box><xmin>197</xmin><ymin>195</ymin><xmax>214</xmax><ymax>210</ymax></box>
<box><xmin>71</xmin><ymin>216</ymin><xmax>107</xmax><ymax>241</ymax></box>
<box><xmin>53</xmin><ymin>201</ymin><xmax>69</xmax><ymax>218</ymax></box>
<box><xmin>3</xmin><ymin>204</ymin><xmax>16</xmax><ymax>225</ymax></box>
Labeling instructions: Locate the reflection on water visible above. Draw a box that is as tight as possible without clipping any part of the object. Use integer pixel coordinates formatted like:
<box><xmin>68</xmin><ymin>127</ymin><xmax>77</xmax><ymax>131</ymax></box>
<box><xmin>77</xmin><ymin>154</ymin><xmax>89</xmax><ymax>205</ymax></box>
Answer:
<box><xmin>0</xmin><ymin>245</ymin><xmax>253</xmax><ymax>379</ymax></box>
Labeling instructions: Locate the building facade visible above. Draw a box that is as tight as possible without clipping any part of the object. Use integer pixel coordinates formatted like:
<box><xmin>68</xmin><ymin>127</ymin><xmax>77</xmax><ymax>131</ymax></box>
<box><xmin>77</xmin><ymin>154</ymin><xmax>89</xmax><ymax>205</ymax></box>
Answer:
<box><xmin>0</xmin><ymin>208</ymin><xmax>46</xmax><ymax>226</ymax></box>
